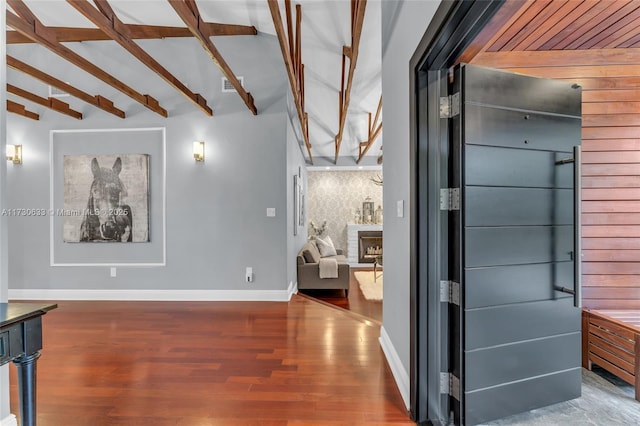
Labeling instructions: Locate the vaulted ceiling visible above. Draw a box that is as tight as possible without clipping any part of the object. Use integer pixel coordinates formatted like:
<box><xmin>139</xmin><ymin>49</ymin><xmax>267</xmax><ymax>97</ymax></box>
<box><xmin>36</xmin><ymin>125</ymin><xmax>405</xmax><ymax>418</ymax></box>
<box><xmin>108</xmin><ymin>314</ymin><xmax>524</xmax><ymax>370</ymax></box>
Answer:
<box><xmin>4</xmin><ymin>0</ymin><xmax>382</xmax><ymax>166</ymax></box>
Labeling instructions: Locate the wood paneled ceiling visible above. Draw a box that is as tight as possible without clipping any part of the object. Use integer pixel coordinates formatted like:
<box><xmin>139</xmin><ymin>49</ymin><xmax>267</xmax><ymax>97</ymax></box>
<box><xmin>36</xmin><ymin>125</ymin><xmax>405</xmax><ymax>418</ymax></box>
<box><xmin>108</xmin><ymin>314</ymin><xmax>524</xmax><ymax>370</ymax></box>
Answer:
<box><xmin>463</xmin><ymin>0</ymin><xmax>640</xmax><ymax>62</ymax></box>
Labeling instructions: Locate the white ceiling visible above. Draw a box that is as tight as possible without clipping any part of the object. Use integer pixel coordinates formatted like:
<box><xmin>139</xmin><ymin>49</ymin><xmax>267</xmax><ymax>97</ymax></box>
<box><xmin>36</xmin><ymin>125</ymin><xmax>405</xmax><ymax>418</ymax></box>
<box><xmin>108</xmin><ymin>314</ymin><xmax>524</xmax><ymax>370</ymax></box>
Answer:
<box><xmin>6</xmin><ymin>0</ymin><xmax>382</xmax><ymax>164</ymax></box>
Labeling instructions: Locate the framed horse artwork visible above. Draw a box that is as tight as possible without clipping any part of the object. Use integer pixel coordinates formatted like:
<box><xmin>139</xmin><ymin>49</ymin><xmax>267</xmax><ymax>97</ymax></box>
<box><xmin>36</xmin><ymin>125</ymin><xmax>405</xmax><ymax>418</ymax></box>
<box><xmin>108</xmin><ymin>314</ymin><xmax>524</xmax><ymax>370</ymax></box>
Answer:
<box><xmin>63</xmin><ymin>154</ymin><xmax>150</xmax><ymax>243</ymax></box>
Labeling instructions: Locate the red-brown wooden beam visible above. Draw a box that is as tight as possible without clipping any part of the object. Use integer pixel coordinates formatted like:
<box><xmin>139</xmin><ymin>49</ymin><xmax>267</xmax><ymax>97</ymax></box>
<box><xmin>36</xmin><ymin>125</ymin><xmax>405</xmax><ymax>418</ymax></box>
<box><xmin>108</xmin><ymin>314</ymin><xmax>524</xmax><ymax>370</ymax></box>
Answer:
<box><xmin>268</xmin><ymin>0</ymin><xmax>312</xmax><ymax>164</ymax></box>
<box><xmin>6</xmin><ymin>99</ymin><xmax>39</xmax><ymax>120</ymax></box>
<box><xmin>6</xmin><ymin>1</ymin><xmax>167</xmax><ymax>117</ymax></box>
<box><xmin>7</xmin><ymin>84</ymin><xmax>82</xmax><ymax>119</ymax></box>
<box><xmin>169</xmin><ymin>0</ymin><xmax>257</xmax><ymax>115</ymax></box>
<box><xmin>356</xmin><ymin>96</ymin><xmax>382</xmax><ymax>164</ymax></box>
<box><xmin>6</xmin><ymin>21</ymin><xmax>256</xmax><ymax>44</ymax></box>
<box><xmin>335</xmin><ymin>0</ymin><xmax>367</xmax><ymax>164</ymax></box>
<box><xmin>7</xmin><ymin>55</ymin><xmax>125</xmax><ymax>118</ymax></box>
<box><xmin>285</xmin><ymin>0</ymin><xmax>295</xmax><ymax>63</ymax></box>
<box><xmin>67</xmin><ymin>0</ymin><xmax>212</xmax><ymax>116</ymax></box>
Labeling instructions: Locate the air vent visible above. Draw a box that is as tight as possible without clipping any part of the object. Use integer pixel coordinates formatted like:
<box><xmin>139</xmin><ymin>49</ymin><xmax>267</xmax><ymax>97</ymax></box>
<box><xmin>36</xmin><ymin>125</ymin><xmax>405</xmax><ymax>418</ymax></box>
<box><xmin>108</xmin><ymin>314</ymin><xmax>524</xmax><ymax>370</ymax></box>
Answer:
<box><xmin>49</xmin><ymin>85</ymin><xmax>70</xmax><ymax>98</ymax></box>
<box><xmin>222</xmin><ymin>76</ymin><xmax>243</xmax><ymax>93</ymax></box>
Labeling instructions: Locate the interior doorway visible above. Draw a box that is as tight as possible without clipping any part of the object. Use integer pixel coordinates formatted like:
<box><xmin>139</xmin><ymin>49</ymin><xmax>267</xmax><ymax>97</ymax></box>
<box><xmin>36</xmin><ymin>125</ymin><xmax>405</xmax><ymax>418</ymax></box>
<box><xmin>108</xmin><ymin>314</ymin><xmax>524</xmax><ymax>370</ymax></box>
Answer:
<box><xmin>299</xmin><ymin>167</ymin><xmax>384</xmax><ymax>323</ymax></box>
<box><xmin>409</xmin><ymin>0</ymin><xmax>582</xmax><ymax>423</ymax></box>
<box><xmin>410</xmin><ymin>0</ymin><xmax>640</xmax><ymax>424</ymax></box>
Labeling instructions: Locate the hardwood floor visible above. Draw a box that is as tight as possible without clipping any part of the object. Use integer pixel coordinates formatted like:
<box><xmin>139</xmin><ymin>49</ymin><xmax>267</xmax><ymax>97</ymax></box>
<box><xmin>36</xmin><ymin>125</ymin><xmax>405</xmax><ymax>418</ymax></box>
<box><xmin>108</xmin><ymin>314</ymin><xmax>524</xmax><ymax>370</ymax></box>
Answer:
<box><xmin>299</xmin><ymin>268</ymin><xmax>382</xmax><ymax>323</ymax></box>
<box><xmin>9</xmin><ymin>297</ymin><xmax>411</xmax><ymax>425</ymax></box>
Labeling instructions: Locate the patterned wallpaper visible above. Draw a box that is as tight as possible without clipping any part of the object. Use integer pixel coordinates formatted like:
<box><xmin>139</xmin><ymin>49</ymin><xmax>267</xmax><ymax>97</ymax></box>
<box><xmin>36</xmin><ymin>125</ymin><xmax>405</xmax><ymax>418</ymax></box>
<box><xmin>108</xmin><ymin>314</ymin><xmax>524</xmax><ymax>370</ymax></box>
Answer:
<box><xmin>307</xmin><ymin>170</ymin><xmax>383</xmax><ymax>257</ymax></box>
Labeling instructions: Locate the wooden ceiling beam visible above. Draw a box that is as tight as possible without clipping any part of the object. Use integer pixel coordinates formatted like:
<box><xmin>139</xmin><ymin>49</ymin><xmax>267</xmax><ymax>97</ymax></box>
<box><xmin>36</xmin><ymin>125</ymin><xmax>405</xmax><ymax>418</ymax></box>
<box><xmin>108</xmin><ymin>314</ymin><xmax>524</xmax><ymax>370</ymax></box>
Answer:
<box><xmin>7</xmin><ymin>55</ymin><xmax>125</xmax><ymax>118</ymax></box>
<box><xmin>6</xmin><ymin>1</ymin><xmax>167</xmax><ymax>117</ymax></box>
<box><xmin>268</xmin><ymin>0</ymin><xmax>312</xmax><ymax>164</ymax></box>
<box><xmin>356</xmin><ymin>96</ymin><xmax>382</xmax><ymax>164</ymax></box>
<box><xmin>7</xmin><ymin>22</ymin><xmax>256</xmax><ymax>44</ymax></box>
<box><xmin>472</xmin><ymin>48</ymin><xmax>640</xmax><ymax>69</ymax></box>
<box><xmin>7</xmin><ymin>83</ymin><xmax>83</xmax><ymax>119</ymax></box>
<box><xmin>170</xmin><ymin>0</ymin><xmax>257</xmax><ymax>115</ymax></box>
<box><xmin>68</xmin><ymin>0</ymin><xmax>212</xmax><ymax>116</ymax></box>
<box><xmin>200</xmin><ymin>22</ymin><xmax>257</xmax><ymax>37</ymax></box>
<box><xmin>335</xmin><ymin>0</ymin><xmax>366</xmax><ymax>164</ymax></box>
<box><xmin>7</xmin><ymin>99</ymin><xmax>39</xmax><ymax>120</ymax></box>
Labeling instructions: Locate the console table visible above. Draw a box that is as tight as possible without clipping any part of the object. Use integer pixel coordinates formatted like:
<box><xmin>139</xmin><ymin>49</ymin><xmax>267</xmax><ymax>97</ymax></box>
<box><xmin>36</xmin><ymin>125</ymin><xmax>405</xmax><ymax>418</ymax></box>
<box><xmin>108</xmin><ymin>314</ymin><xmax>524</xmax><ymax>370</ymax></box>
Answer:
<box><xmin>1</xmin><ymin>303</ymin><xmax>57</xmax><ymax>426</ymax></box>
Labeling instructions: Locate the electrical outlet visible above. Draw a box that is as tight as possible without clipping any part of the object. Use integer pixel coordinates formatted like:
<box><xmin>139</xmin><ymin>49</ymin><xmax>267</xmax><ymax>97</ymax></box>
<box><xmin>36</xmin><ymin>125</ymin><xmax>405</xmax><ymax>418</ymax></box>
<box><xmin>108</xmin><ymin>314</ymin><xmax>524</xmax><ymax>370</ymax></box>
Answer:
<box><xmin>246</xmin><ymin>267</ymin><xmax>253</xmax><ymax>283</ymax></box>
<box><xmin>110</xmin><ymin>267</ymin><xmax>117</xmax><ymax>278</ymax></box>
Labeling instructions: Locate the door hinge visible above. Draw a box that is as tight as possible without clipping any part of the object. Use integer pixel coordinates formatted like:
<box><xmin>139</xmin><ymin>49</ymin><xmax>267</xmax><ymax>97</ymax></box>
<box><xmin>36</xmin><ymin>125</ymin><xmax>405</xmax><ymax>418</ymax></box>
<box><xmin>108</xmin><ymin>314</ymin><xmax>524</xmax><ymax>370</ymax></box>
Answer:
<box><xmin>439</xmin><ymin>92</ymin><xmax>460</xmax><ymax>118</ymax></box>
<box><xmin>439</xmin><ymin>280</ymin><xmax>460</xmax><ymax>305</ymax></box>
<box><xmin>440</xmin><ymin>188</ymin><xmax>460</xmax><ymax>211</ymax></box>
<box><xmin>440</xmin><ymin>372</ymin><xmax>461</xmax><ymax>401</ymax></box>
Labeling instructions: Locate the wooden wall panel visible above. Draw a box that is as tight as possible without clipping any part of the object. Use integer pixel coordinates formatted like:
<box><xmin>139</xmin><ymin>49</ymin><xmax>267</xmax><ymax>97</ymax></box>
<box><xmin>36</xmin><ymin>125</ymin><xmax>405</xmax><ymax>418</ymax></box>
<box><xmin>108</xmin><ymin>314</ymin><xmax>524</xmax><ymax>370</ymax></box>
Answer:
<box><xmin>583</xmin><ymin>139</ymin><xmax>640</xmax><ymax>151</ymax></box>
<box><xmin>583</xmin><ymin>249</ymin><xmax>640</xmax><ymax>262</ymax></box>
<box><xmin>471</xmin><ymin>50</ymin><xmax>640</xmax><ymax>309</ymax></box>
<box><xmin>582</xmin><ymin>176</ymin><xmax>640</xmax><ymax>188</ymax></box>
<box><xmin>583</xmin><ymin>213</ymin><xmax>640</xmax><ymax>225</ymax></box>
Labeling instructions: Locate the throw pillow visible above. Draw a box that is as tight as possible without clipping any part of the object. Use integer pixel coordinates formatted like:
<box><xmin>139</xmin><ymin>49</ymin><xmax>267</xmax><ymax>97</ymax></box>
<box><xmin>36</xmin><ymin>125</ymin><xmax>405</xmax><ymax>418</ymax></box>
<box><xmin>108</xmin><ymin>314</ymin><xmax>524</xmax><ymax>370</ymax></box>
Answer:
<box><xmin>303</xmin><ymin>249</ymin><xmax>316</xmax><ymax>263</ymax></box>
<box><xmin>316</xmin><ymin>236</ymin><xmax>337</xmax><ymax>257</ymax></box>
<box><xmin>302</xmin><ymin>242</ymin><xmax>321</xmax><ymax>263</ymax></box>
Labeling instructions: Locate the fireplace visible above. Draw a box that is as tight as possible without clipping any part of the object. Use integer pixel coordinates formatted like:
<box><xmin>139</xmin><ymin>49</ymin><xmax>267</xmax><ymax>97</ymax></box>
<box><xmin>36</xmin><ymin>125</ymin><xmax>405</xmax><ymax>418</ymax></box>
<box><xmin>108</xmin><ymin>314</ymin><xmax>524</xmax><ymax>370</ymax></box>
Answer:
<box><xmin>358</xmin><ymin>231</ymin><xmax>382</xmax><ymax>263</ymax></box>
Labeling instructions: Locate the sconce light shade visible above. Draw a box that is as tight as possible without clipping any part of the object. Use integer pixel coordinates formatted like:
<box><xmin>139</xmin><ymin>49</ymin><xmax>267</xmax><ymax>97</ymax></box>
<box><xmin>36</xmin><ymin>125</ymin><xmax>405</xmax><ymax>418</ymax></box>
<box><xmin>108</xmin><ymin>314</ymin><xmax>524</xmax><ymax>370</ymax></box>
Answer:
<box><xmin>6</xmin><ymin>144</ymin><xmax>22</xmax><ymax>165</ymax></box>
<box><xmin>193</xmin><ymin>141</ymin><xmax>205</xmax><ymax>162</ymax></box>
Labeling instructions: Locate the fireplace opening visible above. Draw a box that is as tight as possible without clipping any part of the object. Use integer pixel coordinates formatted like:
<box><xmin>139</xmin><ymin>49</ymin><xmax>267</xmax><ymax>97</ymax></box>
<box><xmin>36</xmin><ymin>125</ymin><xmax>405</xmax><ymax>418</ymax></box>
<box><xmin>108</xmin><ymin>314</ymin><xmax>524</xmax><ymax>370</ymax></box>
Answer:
<box><xmin>358</xmin><ymin>231</ymin><xmax>383</xmax><ymax>263</ymax></box>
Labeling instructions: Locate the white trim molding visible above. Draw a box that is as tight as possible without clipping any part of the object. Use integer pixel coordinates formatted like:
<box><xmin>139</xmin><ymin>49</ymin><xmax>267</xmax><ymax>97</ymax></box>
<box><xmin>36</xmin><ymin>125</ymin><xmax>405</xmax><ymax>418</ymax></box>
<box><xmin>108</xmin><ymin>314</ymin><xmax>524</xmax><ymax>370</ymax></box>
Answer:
<box><xmin>379</xmin><ymin>326</ymin><xmax>410</xmax><ymax>410</ymax></box>
<box><xmin>0</xmin><ymin>414</ymin><xmax>17</xmax><ymax>426</ymax></box>
<box><xmin>49</xmin><ymin>127</ymin><xmax>167</xmax><ymax>267</ymax></box>
<box><xmin>287</xmin><ymin>281</ymin><xmax>297</xmax><ymax>300</ymax></box>
<box><xmin>9</xmin><ymin>289</ymin><xmax>293</xmax><ymax>302</ymax></box>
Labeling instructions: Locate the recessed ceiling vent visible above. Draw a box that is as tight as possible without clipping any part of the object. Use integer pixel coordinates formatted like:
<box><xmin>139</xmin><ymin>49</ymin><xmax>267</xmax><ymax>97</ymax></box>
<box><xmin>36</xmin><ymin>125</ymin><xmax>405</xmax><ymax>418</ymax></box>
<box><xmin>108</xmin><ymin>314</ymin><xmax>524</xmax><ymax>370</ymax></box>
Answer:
<box><xmin>222</xmin><ymin>76</ymin><xmax>243</xmax><ymax>93</ymax></box>
<box><xmin>49</xmin><ymin>85</ymin><xmax>70</xmax><ymax>98</ymax></box>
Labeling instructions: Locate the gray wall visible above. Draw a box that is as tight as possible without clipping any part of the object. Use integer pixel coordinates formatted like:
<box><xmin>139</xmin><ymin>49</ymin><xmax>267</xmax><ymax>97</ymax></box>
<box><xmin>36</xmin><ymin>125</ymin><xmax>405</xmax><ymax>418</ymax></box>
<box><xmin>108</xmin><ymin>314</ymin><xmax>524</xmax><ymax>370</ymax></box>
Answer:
<box><xmin>286</xmin><ymin>112</ymin><xmax>308</xmax><ymax>291</ymax></box>
<box><xmin>381</xmin><ymin>0</ymin><xmax>439</xmax><ymax>379</ymax></box>
<box><xmin>1</xmin><ymin>3</ymin><xmax>10</xmax><ymax>421</ymax></box>
<box><xmin>6</xmin><ymin>34</ymin><xmax>293</xmax><ymax>295</ymax></box>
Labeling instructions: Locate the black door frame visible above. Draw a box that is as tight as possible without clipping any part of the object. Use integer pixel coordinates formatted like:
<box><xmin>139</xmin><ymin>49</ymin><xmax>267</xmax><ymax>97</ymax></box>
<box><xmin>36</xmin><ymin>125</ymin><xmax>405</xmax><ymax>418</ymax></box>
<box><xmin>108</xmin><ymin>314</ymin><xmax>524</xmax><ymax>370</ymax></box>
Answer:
<box><xmin>408</xmin><ymin>1</ymin><xmax>505</xmax><ymax>424</ymax></box>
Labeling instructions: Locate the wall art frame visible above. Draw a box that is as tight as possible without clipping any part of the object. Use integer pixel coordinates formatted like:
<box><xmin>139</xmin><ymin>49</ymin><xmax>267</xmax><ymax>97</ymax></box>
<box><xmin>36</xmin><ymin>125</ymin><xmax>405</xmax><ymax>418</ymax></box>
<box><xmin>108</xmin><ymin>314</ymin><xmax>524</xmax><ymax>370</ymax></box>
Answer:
<box><xmin>50</xmin><ymin>127</ymin><xmax>166</xmax><ymax>266</ymax></box>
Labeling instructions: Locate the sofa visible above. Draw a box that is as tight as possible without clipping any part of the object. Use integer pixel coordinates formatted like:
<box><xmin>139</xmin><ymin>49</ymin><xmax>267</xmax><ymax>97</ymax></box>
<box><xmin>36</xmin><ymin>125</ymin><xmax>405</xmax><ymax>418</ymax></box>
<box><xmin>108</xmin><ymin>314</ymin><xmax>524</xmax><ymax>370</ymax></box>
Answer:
<box><xmin>297</xmin><ymin>239</ymin><xmax>350</xmax><ymax>296</ymax></box>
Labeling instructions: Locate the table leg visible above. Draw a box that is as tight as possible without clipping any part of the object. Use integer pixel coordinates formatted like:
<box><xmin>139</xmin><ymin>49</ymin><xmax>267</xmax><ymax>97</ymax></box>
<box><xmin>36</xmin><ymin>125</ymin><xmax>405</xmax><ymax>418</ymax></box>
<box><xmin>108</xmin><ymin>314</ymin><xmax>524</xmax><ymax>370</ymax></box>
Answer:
<box><xmin>13</xmin><ymin>352</ymin><xmax>41</xmax><ymax>426</ymax></box>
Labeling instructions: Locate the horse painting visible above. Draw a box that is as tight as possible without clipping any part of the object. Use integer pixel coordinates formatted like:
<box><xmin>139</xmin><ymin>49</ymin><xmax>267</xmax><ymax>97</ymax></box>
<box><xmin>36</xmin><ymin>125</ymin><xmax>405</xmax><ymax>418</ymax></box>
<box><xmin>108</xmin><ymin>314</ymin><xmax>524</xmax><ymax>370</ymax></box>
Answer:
<box><xmin>79</xmin><ymin>157</ymin><xmax>133</xmax><ymax>242</ymax></box>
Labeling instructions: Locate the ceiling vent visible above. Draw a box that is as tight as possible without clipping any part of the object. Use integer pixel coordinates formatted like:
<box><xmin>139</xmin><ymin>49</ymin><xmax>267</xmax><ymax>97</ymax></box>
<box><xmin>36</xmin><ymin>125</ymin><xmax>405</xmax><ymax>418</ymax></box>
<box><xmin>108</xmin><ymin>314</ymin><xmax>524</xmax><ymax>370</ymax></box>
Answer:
<box><xmin>222</xmin><ymin>76</ymin><xmax>243</xmax><ymax>93</ymax></box>
<box><xmin>49</xmin><ymin>85</ymin><xmax>70</xmax><ymax>98</ymax></box>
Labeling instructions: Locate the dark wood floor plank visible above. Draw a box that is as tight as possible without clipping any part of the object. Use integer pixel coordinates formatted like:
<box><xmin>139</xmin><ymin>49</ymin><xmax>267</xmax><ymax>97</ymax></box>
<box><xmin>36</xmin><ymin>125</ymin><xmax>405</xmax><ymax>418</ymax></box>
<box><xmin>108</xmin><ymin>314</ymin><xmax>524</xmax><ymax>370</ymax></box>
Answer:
<box><xmin>299</xmin><ymin>268</ymin><xmax>382</xmax><ymax>323</ymax></box>
<box><xmin>9</xmin><ymin>297</ymin><xmax>410</xmax><ymax>424</ymax></box>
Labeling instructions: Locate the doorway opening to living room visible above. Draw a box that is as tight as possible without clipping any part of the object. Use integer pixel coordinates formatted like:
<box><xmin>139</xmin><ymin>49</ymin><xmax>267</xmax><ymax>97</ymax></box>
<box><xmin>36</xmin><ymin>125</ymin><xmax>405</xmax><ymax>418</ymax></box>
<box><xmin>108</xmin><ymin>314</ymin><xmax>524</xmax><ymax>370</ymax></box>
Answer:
<box><xmin>299</xmin><ymin>166</ymin><xmax>383</xmax><ymax>323</ymax></box>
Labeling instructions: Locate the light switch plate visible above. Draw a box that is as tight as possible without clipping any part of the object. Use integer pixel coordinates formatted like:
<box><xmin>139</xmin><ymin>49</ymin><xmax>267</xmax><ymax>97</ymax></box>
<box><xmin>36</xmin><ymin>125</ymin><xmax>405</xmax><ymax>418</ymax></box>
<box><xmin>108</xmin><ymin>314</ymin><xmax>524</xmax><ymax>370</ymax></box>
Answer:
<box><xmin>110</xmin><ymin>267</ymin><xmax>117</xmax><ymax>278</ymax></box>
<box><xmin>266</xmin><ymin>208</ymin><xmax>276</xmax><ymax>217</ymax></box>
<box><xmin>397</xmin><ymin>200</ymin><xmax>404</xmax><ymax>218</ymax></box>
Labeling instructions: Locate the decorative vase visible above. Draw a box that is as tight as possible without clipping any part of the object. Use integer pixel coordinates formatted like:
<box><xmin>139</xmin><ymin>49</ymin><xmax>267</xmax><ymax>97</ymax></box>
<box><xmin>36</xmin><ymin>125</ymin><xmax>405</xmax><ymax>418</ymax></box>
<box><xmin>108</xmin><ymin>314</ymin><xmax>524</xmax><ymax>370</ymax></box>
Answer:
<box><xmin>375</xmin><ymin>205</ymin><xmax>383</xmax><ymax>224</ymax></box>
<box><xmin>362</xmin><ymin>197</ymin><xmax>374</xmax><ymax>224</ymax></box>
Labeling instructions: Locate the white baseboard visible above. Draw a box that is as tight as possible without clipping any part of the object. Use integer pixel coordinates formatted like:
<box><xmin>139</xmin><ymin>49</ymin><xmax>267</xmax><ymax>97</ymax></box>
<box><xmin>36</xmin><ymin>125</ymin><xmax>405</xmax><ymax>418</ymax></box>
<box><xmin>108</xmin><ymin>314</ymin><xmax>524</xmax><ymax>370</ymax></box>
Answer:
<box><xmin>379</xmin><ymin>326</ymin><xmax>410</xmax><ymax>410</ymax></box>
<box><xmin>0</xmin><ymin>414</ymin><xmax>17</xmax><ymax>426</ymax></box>
<box><xmin>287</xmin><ymin>281</ymin><xmax>298</xmax><ymax>300</ymax></box>
<box><xmin>8</xmin><ymin>288</ymin><xmax>293</xmax><ymax>302</ymax></box>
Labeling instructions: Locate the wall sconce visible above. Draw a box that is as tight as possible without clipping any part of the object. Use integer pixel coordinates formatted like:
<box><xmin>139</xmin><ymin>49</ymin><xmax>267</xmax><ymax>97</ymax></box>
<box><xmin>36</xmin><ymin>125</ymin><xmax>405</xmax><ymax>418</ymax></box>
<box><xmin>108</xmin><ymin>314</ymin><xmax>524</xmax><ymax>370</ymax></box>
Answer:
<box><xmin>6</xmin><ymin>144</ymin><xmax>22</xmax><ymax>165</ymax></box>
<box><xmin>193</xmin><ymin>141</ymin><xmax>205</xmax><ymax>162</ymax></box>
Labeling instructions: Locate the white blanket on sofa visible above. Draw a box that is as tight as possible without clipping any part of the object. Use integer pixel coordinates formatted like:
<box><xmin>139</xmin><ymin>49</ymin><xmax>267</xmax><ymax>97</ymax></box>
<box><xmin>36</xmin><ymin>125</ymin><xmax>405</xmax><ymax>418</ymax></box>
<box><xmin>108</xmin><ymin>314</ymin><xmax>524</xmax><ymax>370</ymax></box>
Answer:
<box><xmin>319</xmin><ymin>257</ymin><xmax>338</xmax><ymax>279</ymax></box>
